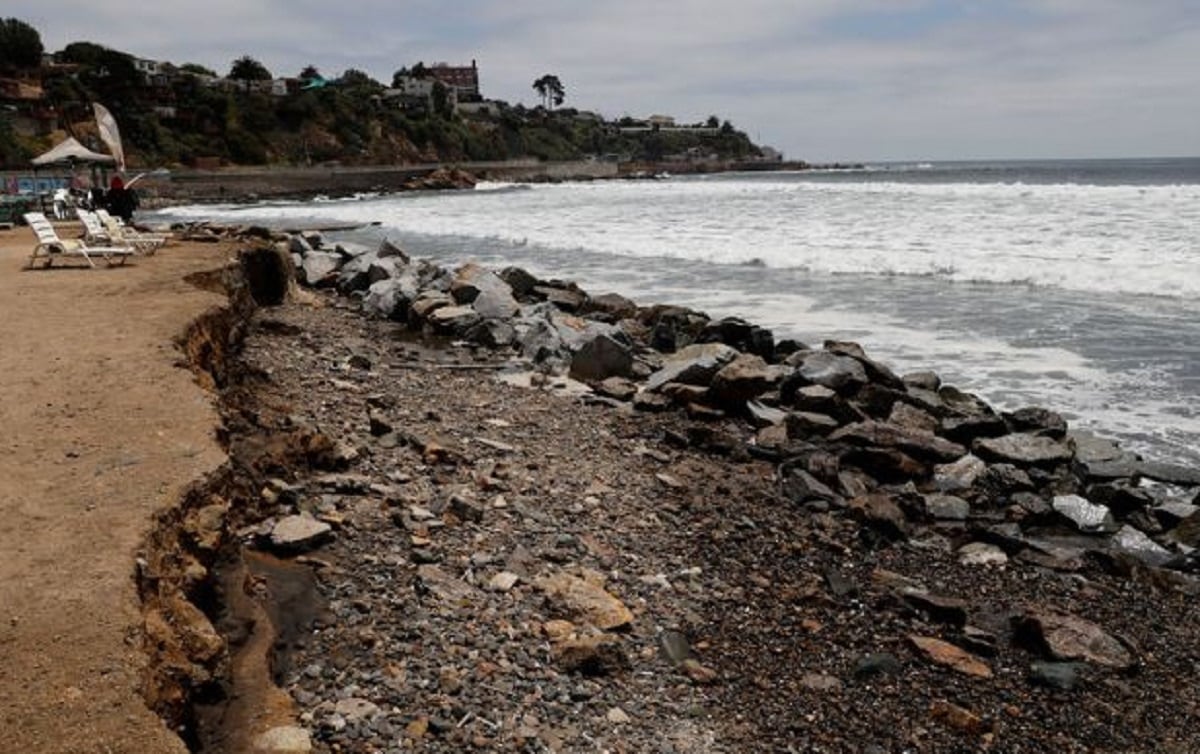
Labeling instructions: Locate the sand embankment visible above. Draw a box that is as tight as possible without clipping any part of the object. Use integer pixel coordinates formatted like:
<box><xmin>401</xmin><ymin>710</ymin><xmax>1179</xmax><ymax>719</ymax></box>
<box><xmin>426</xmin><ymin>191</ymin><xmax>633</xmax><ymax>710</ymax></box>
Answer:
<box><xmin>0</xmin><ymin>226</ymin><xmax>231</xmax><ymax>753</ymax></box>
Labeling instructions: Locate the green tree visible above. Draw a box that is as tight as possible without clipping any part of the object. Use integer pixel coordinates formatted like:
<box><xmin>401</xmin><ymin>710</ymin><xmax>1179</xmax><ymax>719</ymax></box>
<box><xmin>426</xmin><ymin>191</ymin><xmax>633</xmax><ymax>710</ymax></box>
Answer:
<box><xmin>229</xmin><ymin>55</ymin><xmax>271</xmax><ymax>81</ymax></box>
<box><xmin>299</xmin><ymin>64</ymin><xmax>320</xmax><ymax>80</ymax></box>
<box><xmin>180</xmin><ymin>62</ymin><xmax>217</xmax><ymax>77</ymax></box>
<box><xmin>0</xmin><ymin>18</ymin><xmax>43</xmax><ymax>69</ymax></box>
<box><xmin>532</xmin><ymin>74</ymin><xmax>565</xmax><ymax>109</ymax></box>
<box><xmin>431</xmin><ymin>81</ymin><xmax>452</xmax><ymax>118</ymax></box>
<box><xmin>339</xmin><ymin>68</ymin><xmax>380</xmax><ymax>89</ymax></box>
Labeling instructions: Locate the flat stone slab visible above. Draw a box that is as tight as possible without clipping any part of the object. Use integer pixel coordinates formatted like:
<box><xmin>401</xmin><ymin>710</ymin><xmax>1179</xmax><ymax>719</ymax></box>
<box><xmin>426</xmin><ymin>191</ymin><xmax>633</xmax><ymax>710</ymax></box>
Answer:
<box><xmin>1014</xmin><ymin>609</ymin><xmax>1134</xmax><ymax>669</ymax></box>
<box><xmin>267</xmin><ymin>514</ymin><xmax>333</xmax><ymax>554</ymax></box>
<box><xmin>975</xmin><ymin>433</ymin><xmax>1073</xmax><ymax>467</ymax></box>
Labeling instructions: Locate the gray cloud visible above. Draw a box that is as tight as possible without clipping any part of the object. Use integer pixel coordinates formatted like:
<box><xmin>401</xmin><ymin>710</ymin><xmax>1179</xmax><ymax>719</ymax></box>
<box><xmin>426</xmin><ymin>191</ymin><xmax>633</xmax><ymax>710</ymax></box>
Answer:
<box><xmin>6</xmin><ymin>1</ymin><xmax>1198</xmax><ymax>160</ymax></box>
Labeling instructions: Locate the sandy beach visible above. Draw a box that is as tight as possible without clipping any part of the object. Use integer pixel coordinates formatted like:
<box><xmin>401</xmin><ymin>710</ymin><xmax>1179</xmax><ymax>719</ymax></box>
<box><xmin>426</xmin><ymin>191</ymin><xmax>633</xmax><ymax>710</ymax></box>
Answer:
<box><xmin>0</xmin><ymin>225</ymin><xmax>231</xmax><ymax>753</ymax></box>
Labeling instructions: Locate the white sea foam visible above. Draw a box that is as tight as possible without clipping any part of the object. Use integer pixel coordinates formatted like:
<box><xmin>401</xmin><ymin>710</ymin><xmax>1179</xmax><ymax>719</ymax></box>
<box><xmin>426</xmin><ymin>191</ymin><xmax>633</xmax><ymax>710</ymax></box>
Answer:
<box><xmin>161</xmin><ymin>171</ymin><xmax>1200</xmax><ymax>465</ymax></box>
<box><xmin>172</xmin><ymin>176</ymin><xmax>1200</xmax><ymax>298</ymax></box>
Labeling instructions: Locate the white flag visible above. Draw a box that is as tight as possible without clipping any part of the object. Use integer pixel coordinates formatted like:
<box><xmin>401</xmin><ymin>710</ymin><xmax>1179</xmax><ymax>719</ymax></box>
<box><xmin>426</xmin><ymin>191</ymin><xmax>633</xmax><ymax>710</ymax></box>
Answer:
<box><xmin>93</xmin><ymin>102</ymin><xmax>125</xmax><ymax>172</ymax></box>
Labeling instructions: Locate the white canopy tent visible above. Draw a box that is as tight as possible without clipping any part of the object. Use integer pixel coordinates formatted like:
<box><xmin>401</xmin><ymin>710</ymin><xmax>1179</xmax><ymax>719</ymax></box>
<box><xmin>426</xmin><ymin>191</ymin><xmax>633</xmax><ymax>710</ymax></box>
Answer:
<box><xmin>30</xmin><ymin>137</ymin><xmax>116</xmax><ymax>167</ymax></box>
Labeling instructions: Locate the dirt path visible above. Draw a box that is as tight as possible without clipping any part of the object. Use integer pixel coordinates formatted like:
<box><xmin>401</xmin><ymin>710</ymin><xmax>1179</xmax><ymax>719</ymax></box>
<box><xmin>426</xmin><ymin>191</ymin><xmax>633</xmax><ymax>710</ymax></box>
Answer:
<box><xmin>0</xmin><ymin>226</ymin><xmax>231</xmax><ymax>753</ymax></box>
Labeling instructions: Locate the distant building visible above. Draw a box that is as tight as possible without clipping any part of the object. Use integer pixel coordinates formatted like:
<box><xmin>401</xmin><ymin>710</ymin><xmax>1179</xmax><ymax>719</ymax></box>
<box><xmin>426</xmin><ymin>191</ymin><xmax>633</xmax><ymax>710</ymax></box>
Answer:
<box><xmin>647</xmin><ymin>114</ymin><xmax>676</xmax><ymax>127</ymax></box>
<box><xmin>429</xmin><ymin>61</ymin><xmax>480</xmax><ymax>99</ymax></box>
<box><xmin>384</xmin><ymin>76</ymin><xmax>459</xmax><ymax>113</ymax></box>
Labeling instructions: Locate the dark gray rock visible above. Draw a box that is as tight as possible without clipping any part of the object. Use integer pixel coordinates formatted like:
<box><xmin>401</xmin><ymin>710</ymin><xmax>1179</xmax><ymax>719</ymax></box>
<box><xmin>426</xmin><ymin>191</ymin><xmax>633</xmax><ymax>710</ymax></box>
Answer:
<box><xmin>1029</xmin><ymin>662</ymin><xmax>1084</xmax><ymax>691</ymax></box>
<box><xmin>464</xmin><ymin>318</ymin><xmax>517</xmax><ymax>348</ymax></box>
<box><xmin>900</xmin><ymin>589</ymin><xmax>968</xmax><ymax>626</ymax></box>
<box><xmin>708</xmin><ymin>354</ymin><xmax>781</xmax><ymax>406</ymax></box>
<box><xmin>830</xmin><ymin>420</ymin><xmax>967</xmax><ymax>463</ymax></box>
<box><xmin>699</xmin><ymin>317</ymin><xmax>775</xmax><ymax>361</ymax></box>
<box><xmin>940</xmin><ymin>414</ymin><xmax>1010</xmax><ymax>444</ymax></box>
<box><xmin>786</xmin><ymin>351</ymin><xmax>869</xmax><ymax>395</ymax></box>
<box><xmin>451</xmin><ymin>262</ymin><xmax>520</xmax><ymax>319</ymax></box>
<box><xmin>924</xmin><ymin>494</ymin><xmax>971</xmax><ymax>521</ymax></box>
<box><xmin>1053</xmin><ymin>495</ymin><xmax>1117</xmax><ymax>533</ymax></box>
<box><xmin>569</xmin><ymin>333</ymin><xmax>634</xmax><ymax>382</ymax></box>
<box><xmin>1013</xmin><ymin>609</ymin><xmax>1134</xmax><ymax>669</ymax></box>
<box><xmin>427</xmin><ymin>305</ymin><xmax>481</xmax><ymax>334</ymax></box>
<box><xmin>1086</xmin><ymin>483</ymin><xmax>1153</xmax><ymax>518</ymax></box>
<box><xmin>854</xmin><ymin>653</ymin><xmax>902</xmax><ymax>678</ymax></box>
<box><xmin>933</xmin><ymin>454</ymin><xmax>987</xmax><ymax>492</ymax></box>
<box><xmin>266</xmin><ymin>514</ymin><xmax>333</xmax><ymax>554</ymax></box>
<box><xmin>499</xmin><ymin>266</ymin><xmax>539</xmax><ymax>299</ymax></box>
<box><xmin>976</xmin><ymin>463</ymin><xmax>1035</xmax><ymax>497</ymax></box>
<box><xmin>362</xmin><ymin>274</ymin><xmax>419</xmax><ymax>320</ymax></box>
<box><xmin>1152</xmin><ymin>501</ymin><xmax>1199</xmax><ymax>527</ymax></box>
<box><xmin>1110</xmin><ymin>525</ymin><xmax>1172</xmax><ymax>566</ymax></box>
<box><xmin>366</xmin><ymin>255</ymin><xmax>408</xmax><ymax>284</ymax></box>
<box><xmin>902</xmin><ymin>371</ymin><xmax>941</xmax><ymax>391</ymax></box>
<box><xmin>409</xmin><ymin>292</ymin><xmax>454</xmax><ymax>324</ymax></box>
<box><xmin>300</xmin><ymin>251</ymin><xmax>343</xmax><ymax>287</ymax></box>
<box><xmin>333</xmin><ymin>241</ymin><xmax>374</xmax><ymax>260</ymax></box>
<box><xmin>974</xmin><ymin>433</ymin><xmax>1073</xmax><ymax>467</ymax></box>
<box><xmin>288</xmin><ymin>234</ymin><xmax>313</xmax><ymax>254</ymax></box>
<box><xmin>1138</xmin><ymin>461</ymin><xmax>1200</xmax><ymax>486</ymax></box>
<box><xmin>377</xmin><ymin>237</ymin><xmax>409</xmax><ymax>261</ymax></box>
<box><xmin>786</xmin><ymin>411</ymin><xmax>841</xmax><ymax>438</ymax></box>
<box><xmin>848</xmin><ymin>494</ymin><xmax>908</xmax><ymax>540</ymax></box>
<box><xmin>938</xmin><ymin>386</ymin><xmax>995</xmax><ymax>418</ymax></box>
<box><xmin>781</xmin><ymin>468</ymin><xmax>839</xmax><ymax>505</ymax></box>
<box><xmin>645</xmin><ymin>343</ymin><xmax>739</xmax><ymax>392</ymax></box>
<box><xmin>533</xmin><ymin>282</ymin><xmax>588</xmax><ymax>312</ymax></box>
<box><xmin>336</xmin><ymin>250</ymin><xmax>379</xmax><ymax>294</ymax></box>
<box><xmin>1005</xmin><ymin>407</ymin><xmax>1068</xmax><ymax>439</ymax></box>
<box><xmin>746</xmin><ymin>401</ymin><xmax>787</xmax><ymax>428</ymax></box>
<box><xmin>584</xmin><ymin>292</ymin><xmax>638</xmax><ymax>320</ymax></box>
<box><xmin>824</xmin><ymin>340</ymin><xmax>905</xmax><ymax>389</ymax></box>
<box><xmin>888</xmin><ymin>402</ymin><xmax>940</xmax><ymax>433</ymax></box>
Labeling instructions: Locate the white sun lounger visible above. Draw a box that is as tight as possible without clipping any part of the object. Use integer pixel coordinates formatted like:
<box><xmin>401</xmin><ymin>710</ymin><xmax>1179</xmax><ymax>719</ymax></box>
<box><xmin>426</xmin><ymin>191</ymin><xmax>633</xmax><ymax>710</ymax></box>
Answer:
<box><xmin>23</xmin><ymin>212</ymin><xmax>135</xmax><ymax>268</ymax></box>
<box><xmin>95</xmin><ymin>209</ymin><xmax>169</xmax><ymax>254</ymax></box>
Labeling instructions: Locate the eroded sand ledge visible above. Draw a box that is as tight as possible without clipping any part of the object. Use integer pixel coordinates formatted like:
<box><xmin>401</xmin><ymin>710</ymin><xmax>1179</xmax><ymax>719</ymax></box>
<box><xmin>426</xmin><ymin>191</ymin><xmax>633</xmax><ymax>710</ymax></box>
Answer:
<box><xmin>0</xmin><ymin>227</ymin><xmax>231</xmax><ymax>753</ymax></box>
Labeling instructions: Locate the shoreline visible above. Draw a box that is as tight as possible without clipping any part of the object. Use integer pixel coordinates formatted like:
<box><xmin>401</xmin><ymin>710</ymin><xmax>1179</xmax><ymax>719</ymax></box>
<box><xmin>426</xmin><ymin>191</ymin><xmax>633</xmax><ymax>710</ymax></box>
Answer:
<box><xmin>160</xmin><ymin>224</ymin><xmax>1200</xmax><ymax>751</ymax></box>
<box><xmin>2</xmin><ymin>209</ymin><xmax>1197</xmax><ymax>751</ymax></box>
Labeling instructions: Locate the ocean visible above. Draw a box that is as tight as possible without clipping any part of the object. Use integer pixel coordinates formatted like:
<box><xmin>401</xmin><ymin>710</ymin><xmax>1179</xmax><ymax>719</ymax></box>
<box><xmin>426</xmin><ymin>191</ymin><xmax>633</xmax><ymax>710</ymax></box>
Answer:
<box><xmin>157</xmin><ymin>158</ymin><xmax>1200</xmax><ymax>468</ymax></box>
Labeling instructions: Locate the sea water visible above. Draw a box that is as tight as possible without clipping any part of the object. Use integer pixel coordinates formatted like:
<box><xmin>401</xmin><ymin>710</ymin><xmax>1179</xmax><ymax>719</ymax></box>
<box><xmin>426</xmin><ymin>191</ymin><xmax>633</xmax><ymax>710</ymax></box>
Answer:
<box><xmin>158</xmin><ymin>158</ymin><xmax>1200</xmax><ymax>467</ymax></box>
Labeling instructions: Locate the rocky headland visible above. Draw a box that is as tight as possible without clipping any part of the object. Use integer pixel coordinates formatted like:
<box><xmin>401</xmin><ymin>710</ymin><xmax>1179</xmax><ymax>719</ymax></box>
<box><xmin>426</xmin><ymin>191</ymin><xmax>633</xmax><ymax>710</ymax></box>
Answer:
<box><xmin>144</xmin><ymin>223</ymin><xmax>1200</xmax><ymax>753</ymax></box>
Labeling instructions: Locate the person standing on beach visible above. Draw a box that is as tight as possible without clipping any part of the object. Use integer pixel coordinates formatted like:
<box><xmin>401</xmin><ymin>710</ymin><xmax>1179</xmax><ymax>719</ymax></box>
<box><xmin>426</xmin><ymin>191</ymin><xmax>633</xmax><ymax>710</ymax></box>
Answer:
<box><xmin>106</xmin><ymin>175</ymin><xmax>138</xmax><ymax>224</ymax></box>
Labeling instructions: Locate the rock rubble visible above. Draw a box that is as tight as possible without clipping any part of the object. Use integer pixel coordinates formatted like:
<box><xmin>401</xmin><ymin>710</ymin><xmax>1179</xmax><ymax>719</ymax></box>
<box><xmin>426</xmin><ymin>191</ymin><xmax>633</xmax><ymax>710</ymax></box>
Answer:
<box><xmin>179</xmin><ymin>224</ymin><xmax>1200</xmax><ymax>753</ymax></box>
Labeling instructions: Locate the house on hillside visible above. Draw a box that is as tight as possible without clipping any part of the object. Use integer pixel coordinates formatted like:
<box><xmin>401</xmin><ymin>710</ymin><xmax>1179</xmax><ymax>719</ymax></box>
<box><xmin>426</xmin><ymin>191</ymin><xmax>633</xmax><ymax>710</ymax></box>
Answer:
<box><xmin>429</xmin><ymin>61</ymin><xmax>480</xmax><ymax>100</ymax></box>
<box><xmin>384</xmin><ymin>75</ymin><xmax>459</xmax><ymax>114</ymax></box>
<box><xmin>0</xmin><ymin>77</ymin><xmax>55</xmax><ymax>137</ymax></box>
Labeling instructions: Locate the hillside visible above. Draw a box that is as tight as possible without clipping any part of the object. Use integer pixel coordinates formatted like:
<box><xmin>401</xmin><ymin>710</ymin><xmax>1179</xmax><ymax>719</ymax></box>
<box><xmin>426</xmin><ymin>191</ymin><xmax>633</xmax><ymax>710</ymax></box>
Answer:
<box><xmin>0</xmin><ymin>20</ymin><xmax>769</xmax><ymax>171</ymax></box>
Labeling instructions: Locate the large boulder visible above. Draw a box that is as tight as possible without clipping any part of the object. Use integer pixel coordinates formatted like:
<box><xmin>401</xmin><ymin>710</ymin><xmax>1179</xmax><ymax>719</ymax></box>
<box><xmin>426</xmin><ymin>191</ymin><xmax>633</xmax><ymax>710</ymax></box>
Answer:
<box><xmin>299</xmin><ymin>251</ymin><xmax>342</xmax><ymax>287</ymax></box>
<box><xmin>450</xmin><ymin>262</ymin><xmax>520</xmax><ymax>319</ymax></box>
<box><xmin>569</xmin><ymin>333</ymin><xmax>634</xmax><ymax>382</ymax></box>
<box><xmin>975</xmin><ymin>433</ymin><xmax>1073</xmax><ymax>468</ymax></box>
<box><xmin>362</xmin><ymin>273</ymin><xmax>420</xmax><ymax>320</ymax></box>
<box><xmin>336</xmin><ymin>250</ymin><xmax>379</xmax><ymax>294</ymax></box>
<box><xmin>708</xmin><ymin>354</ymin><xmax>782</xmax><ymax>406</ymax></box>
<box><xmin>645</xmin><ymin>343</ymin><xmax>740</xmax><ymax>392</ymax></box>
<box><xmin>784</xmin><ymin>351</ymin><xmax>869</xmax><ymax>395</ymax></box>
<box><xmin>830</xmin><ymin>420</ymin><xmax>967</xmax><ymax>464</ymax></box>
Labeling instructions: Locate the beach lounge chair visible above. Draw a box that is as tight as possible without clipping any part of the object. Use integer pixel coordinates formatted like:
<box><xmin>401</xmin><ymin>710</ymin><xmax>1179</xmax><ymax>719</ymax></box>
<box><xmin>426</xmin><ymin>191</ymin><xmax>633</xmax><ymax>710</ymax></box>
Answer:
<box><xmin>95</xmin><ymin>209</ymin><xmax>169</xmax><ymax>254</ymax></box>
<box><xmin>75</xmin><ymin>207</ymin><xmax>116</xmax><ymax>246</ymax></box>
<box><xmin>23</xmin><ymin>212</ymin><xmax>135</xmax><ymax>268</ymax></box>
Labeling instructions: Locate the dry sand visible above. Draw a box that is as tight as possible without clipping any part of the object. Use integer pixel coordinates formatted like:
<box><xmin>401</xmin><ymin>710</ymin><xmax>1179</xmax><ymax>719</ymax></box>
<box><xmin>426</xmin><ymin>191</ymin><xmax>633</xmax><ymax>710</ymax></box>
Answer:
<box><xmin>0</xmin><ymin>225</ymin><xmax>231</xmax><ymax>753</ymax></box>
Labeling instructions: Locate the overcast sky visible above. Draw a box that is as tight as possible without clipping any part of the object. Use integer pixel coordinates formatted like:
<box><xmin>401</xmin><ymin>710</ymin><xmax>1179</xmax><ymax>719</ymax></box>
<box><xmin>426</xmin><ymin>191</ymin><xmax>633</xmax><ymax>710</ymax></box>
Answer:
<box><xmin>7</xmin><ymin>1</ymin><xmax>1199</xmax><ymax>161</ymax></box>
